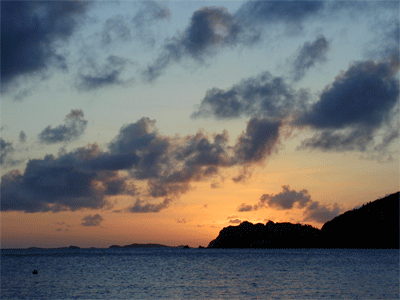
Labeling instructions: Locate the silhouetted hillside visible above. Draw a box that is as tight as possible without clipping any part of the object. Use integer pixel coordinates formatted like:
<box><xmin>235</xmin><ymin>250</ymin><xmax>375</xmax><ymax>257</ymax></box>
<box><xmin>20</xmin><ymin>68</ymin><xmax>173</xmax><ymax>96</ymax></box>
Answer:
<box><xmin>208</xmin><ymin>221</ymin><xmax>320</xmax><ymax>248</ymax></box>
<box><xmin>320</xmin><ymin>192</ymin><xmax>399</xmax><ymax>248</ymax></box>
<box><xmin>208</xmin><ymin>192</ymin><xmax>399</xmax><ymax>248</ymax></box>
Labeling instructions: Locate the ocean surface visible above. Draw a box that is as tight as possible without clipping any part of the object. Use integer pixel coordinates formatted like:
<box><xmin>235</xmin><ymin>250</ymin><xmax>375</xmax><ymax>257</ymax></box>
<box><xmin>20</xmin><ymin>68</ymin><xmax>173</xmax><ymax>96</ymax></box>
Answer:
<box><xmin>1</xmin><ymin>248</ymin><xmax>399</xmax><ymax>299</ymax></box>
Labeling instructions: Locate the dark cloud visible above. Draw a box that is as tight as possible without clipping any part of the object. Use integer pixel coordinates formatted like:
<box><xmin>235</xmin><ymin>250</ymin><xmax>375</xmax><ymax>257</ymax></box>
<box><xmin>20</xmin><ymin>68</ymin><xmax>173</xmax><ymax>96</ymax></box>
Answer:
<box><xmin>38</xmin><ymin>109</ymin><xmax>88</xmax><ymax>144</ymax></box>
<box><xmin>297</xmin><ymin>129</ymin><xmax>375</xmax><ymax>152</ymax></box>
<box><xmin>143</xmin><ymin>6</ymin><xmax>241</xmax><ymax>81</ymax></box>
<box><xmin>292</xmin><ymin>35</ymin><xmax>329</xmax><ymax>81</ymax></box>
<box><xmin>259</xmin><ymin>185</ymin><xmax>311</xmax><ymax>210</ymax></box>
<box><xmin>177</xmin><ymin>219</ymin><xmax>186</xmax><ymax>223</ymax></box>
<box><xmin>238</xmin><ymin>185</ymin><xmax>311</xmax><ymax>211</ymax></box>
<box><xmin>237</xmin><ymin>185</ymin><xmax>342</xmax><ymax>224</ymax></box>
<box><xmin>1</xmin><ymin>1</ymin><xmax>91</xmax><ymax>93</ymax></box>
<box><xmin>2</xmin><ymin>115</ymin><xmax>287</xmax><ymax>214</ymax></box>
<box><xmin>76</xmin><ymin>55</ymin><xmax>134</xmax><ymax>91</ymax></box>
<box><xmin>192</xmin><ymin>55</ymin><xmax>398</xmax><ymax>156</ymax></box>
<box><xmin>81</xmin><ymin>214</ymin><xmax>104</xmax><ymax>226</ymax></box>
<box><xmin>237</xmin><ymin>204</ymin><xmax>253</xmax><ymax>212</ymax></box>
<box><xmin>174</xmin><ymin>130</ymin><xmax>232</xmax><ymax>169</ymax></box>
<box><xmin>234</xmin><ymin>117</ymin><xmax>282</xmax><ymax>165</ymax></box>
<box><xmin>148</xmin><ymin>0</ymin><xmax>326</xmax><ymax>82</ymax></box>
<box><xmin>0</xmin><ymin>144</ymin><xmax>135</xmax><ymax>213</ymax></box>
<box><xmin>108</xmin><ymin>117</ymin><xmax>171</xmax><ymax>180</ymax></box>
<box><xmin>191</xmin><ymin>72</ymin><xmax>307</xmax><ymax>120</ymax></box>
<box><xmin>143</xmin><ymin>1</ymin><xmax>398</xmax><ymax>82</ymax></box>
<box><xmin>19</xmin><ymin>131</ymin><xmax>27</xmax><ymax>143</ymax></box>
<box><xmin>0</xmin><ymin>139</ymin><xmax>19</xmax><ymax>167</ymax></box>
<box><xmin>126</xmin><ymin>198</ymin><xmax>172</xmax><ymax>213</ymax></box>
<box><xmin>296</xmin><ymin>59</ymin><xmax>399</xmax><ymax>151</ymax></box>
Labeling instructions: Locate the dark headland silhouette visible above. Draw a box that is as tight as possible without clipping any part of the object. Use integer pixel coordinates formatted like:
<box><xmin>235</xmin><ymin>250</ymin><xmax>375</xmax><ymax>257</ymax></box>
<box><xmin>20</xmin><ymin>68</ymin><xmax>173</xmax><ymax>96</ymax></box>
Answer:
<box><xmin>208</xmin><ymin>192</ymin><xmax>399</xmax><ymax>249</ymax></box>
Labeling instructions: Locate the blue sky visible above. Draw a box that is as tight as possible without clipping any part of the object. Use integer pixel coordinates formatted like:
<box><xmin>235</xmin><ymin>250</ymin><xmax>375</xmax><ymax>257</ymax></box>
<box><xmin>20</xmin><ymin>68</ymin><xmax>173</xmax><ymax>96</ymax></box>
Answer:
<box><xmin>1</xmin><ymin>1</ymin><xmax>399</xmax><ymax>248</ymax></box>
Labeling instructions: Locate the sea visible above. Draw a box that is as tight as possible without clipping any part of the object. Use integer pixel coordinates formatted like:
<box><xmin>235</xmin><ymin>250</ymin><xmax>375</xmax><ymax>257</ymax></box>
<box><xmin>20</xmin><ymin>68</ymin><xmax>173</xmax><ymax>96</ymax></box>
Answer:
<box><xmin>1</xmin><ymin>248</ymin><xmax>399</xmax><ymax>299</ymax></box>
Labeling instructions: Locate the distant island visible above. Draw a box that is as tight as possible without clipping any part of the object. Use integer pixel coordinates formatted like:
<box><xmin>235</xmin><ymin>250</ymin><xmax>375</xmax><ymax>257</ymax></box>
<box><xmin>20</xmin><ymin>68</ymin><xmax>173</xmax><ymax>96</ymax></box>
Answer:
<box><xmin>109</xmin><ymin>243</ymin><xmax>171</xmax><ymax>249</ymax></box>
<box><xmin>208</xmin><ymin>192</ymin><xmax>399</xmax><ymax>249</ymax></box>
<box><xmin>109</xmin><ymin>244</ymin><xmax>196</xmax><ymax>249</ymax></box>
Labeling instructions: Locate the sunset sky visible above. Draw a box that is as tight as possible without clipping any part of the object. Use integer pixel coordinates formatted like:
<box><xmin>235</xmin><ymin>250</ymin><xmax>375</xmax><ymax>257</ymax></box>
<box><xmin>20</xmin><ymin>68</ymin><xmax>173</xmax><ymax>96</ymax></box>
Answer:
<box><xmin>1</xmin><ymin>0</ymin><xmax>399</xmax><ymax>248</ymax></box>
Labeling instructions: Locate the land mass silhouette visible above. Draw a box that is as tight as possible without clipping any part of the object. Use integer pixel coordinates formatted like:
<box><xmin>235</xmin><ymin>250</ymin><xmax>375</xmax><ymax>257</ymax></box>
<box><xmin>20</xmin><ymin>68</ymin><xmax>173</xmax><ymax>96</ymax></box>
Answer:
<box><xmin>208</xmin><ymin>192</ymin><xmax>399</xmax><ymax>249</ymax></box>
<box><xmin>109</xmin><ymin>243</ymin><xmax>171</xmax><ymax>249</ymax></box>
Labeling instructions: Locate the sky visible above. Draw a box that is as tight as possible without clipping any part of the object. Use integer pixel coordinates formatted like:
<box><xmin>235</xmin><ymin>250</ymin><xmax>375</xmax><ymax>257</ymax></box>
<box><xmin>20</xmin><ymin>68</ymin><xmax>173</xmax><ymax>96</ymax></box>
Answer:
<box><xmin>1</xmin><ymin>0</ymin><xmax>399</xmax><ymax>249</ymax></box>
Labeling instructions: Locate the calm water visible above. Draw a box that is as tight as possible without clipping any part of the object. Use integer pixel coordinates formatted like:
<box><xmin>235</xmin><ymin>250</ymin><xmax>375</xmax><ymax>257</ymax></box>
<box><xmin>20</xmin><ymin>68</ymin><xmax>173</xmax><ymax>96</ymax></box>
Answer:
<box><xmin>1</xmin><ymin>248</ymin><xmax>399</xmax><ymax>299</ymax></box>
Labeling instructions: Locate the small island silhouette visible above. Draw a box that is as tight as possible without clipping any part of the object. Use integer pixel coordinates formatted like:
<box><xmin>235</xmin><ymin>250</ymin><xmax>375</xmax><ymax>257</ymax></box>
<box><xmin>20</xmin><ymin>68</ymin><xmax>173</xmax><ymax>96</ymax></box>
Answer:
<box><xmin>208</xmin><ymin>192</ymin><xmax>399</xmax><ymax>249</ymax></box>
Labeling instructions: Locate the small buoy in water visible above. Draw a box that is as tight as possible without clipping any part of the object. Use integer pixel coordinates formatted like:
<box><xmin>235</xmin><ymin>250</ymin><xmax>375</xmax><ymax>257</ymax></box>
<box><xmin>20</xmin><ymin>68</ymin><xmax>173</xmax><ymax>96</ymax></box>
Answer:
<box><xmin>32</xmin><ymin>270</ymin><xmax>38</xmax><ymax>274</ymax></box>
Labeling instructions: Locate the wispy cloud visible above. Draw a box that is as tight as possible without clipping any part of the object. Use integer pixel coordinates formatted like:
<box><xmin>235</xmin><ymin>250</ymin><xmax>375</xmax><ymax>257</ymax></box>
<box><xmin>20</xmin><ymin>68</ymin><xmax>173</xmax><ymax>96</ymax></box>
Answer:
<box><xmin>81</xmin><ymin>214</ymin><xmax>104</xmax><ymax>226</ymax></box>
<box><xmin>292</xmin><ymin>35</ymin><xmax>329</xmax><ymax>81</ymax></box>
<box><xmin>38</xmin><ymin>109</ymin><xmax>88</xmax><ymax>144</ymax></box>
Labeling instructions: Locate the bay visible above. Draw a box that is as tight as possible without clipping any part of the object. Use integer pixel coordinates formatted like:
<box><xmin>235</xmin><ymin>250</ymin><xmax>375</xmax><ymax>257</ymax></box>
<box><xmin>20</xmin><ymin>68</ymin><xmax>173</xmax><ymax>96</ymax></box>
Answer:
<box><xmin>1</xmin><ymin>248</ymin><xmax>399</xmax><ymax>299</ymax></box>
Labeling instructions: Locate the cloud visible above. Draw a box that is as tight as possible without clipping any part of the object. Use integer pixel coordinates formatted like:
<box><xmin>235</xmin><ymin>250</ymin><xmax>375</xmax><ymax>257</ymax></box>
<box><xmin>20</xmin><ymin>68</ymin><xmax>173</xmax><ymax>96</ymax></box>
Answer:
<box><xmin>126</xmin><ymin>198</ymin><xmax>172</xmax><ymax>213</ymax></box>
<box><xmin>143</xmin><ymin>1</ymin><xmax>398</xmax><ymax>82</ymax></box>
<box><xmin>296</xmin><ymin>59</ymin><xmax>399</xmax><ymax>151</ymax></box>
<box><xmin>38</xmin><ymin>109</ymin><xmax>88</xmax><ymax>144</ymax></box>
<box><xmin>1</xmin><ymin>1</ymin><xmax>91</xmax><ymax>93</ymax></box>
<box><xmin>237</xmin><ymin>204</ymin><xmax>253</xmax><ymax>212</ymax></box>
<box><xmin>191</xmin><ymin>72</ymin><xmax>307</xmax><ymax>120</ymax></box>
<box><xmin>149</xmin><ymin>0</ymin><xmax>326</xmax><ymax>79</ymax></box>
<box><xmin>292</xmin><ymin>35</ymin><xmax>329</xmax><ymax>81</ymax></box>
<box><xmin>108</xmin><ymin>118</ymin><xmax>234</xmax><ymax>206</ymax></box>
<box><xmin>259</xmin><ymin>185</ymin><xmax>311</xmax><ymax>210</ymax></box>
<box><xmin>365</xmin><ymin>14</ymin><xmax>399</xmax><ymax>61</ymax></box>
<box><xmin>192</xmin><ymin>56</ymin><xmax>398</xmax><ymax>156</ymax></box>
<box><xmin>81</xmin><ymin>214</ymin><xmax>104</xmax><ymax>226</ymax></box>
<box><xmin>76</xmin><ymin>55</ymin><xmax>134</xmax><ymax>91</ymax></box>
<box><xmin>0</xmin><ymin>139</ymin><xmax>20</xmax><ymax>167</ymax></box>
<box><xmin>101</xmin><ymin>15</ymin><xmax>132</xmax><ymax>46</ymax></box>
<box><xmin>19</xmin><ymin>131</ymin><xmax>27</xmax><ymax>143</ymax></box>
<box><xmin>234</xmin><ymin>117</ymin><xmax>282</xmax><ymax>165</ymax></box>
<box><xmin>237</xmin><ymin>185</ymin><xmax>342</xmax><ymax>224</ymax></box>
<box><xmin>132</xmin><ymin>0</ymin><xmax>170</xmax><ymax>28</ymax></box>
<box><xmin>100</xmin><ymin>1</ymin><xmax>169</xmax><ymax>48</ymax></box>
<box><xmin>0</xmin><ymin>144</ymin><xmax>135</xmax><ymax>213</ymax></box>
<box><xmin>229</xmin><ymin>218</ymin><xmax>241</xmax><ymax>224</ymax></box>
<box><xmin>146</xmin><ymin>0</ymin><xmax>327</xmax><ymax>83</ymax></box>
<box><xmin>143</xmin><ymin>6</ymin><xmax>241</xmax><ymax>81</ymax></box>
<box><xmin>303</xmin><ymin>202</ymin><xmax>342</xmax><ymax>224</ymax></box>
<box><xmin>235</xmin><ymin>0</ymin><xmax>324</xmax><ymax>33</ymax></box>
<box><xmin>2</xmin><ymin>115</ymin><xmax>290</xmax><ymax>214</ymax></box>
